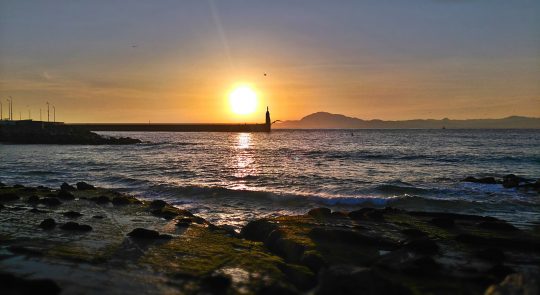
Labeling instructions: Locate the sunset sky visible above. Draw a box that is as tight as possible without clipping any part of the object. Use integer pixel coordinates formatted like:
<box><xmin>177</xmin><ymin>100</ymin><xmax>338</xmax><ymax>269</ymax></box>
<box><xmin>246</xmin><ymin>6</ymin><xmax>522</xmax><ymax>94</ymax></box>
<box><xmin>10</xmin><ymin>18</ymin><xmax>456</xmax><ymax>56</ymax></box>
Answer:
<box><xmin>1</xmin><ymin>0</ymin><xmax>539</xmax><ymax>123</ymax></box>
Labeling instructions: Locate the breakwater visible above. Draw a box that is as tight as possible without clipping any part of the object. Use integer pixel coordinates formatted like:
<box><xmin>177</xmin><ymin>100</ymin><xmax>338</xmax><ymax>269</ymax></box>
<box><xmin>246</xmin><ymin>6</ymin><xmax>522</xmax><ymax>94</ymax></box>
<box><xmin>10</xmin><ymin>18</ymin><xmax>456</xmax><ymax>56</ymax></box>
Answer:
<box><xmin>70</xmin><ymin>123</ymin><xmax>271</xmax><ymax>132</ymax></box>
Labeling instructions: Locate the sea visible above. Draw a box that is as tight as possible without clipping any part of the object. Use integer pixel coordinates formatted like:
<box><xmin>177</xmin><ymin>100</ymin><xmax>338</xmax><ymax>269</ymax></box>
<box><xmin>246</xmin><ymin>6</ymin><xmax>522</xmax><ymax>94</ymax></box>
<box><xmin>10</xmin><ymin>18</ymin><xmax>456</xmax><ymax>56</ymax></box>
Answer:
<box><xmin>1</xmin><ymin>129</ymin><xmax>539</xmax><ymax>229</ymax></box>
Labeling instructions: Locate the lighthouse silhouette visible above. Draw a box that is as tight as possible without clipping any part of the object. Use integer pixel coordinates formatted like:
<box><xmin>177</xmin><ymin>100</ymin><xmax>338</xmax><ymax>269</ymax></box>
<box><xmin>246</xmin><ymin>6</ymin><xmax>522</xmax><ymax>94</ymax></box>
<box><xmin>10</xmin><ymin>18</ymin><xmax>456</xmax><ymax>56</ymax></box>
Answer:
<box><xmin>265</xmin><ymin>106</ymin><xmax>271</xmax><ymax>131</ymax></box>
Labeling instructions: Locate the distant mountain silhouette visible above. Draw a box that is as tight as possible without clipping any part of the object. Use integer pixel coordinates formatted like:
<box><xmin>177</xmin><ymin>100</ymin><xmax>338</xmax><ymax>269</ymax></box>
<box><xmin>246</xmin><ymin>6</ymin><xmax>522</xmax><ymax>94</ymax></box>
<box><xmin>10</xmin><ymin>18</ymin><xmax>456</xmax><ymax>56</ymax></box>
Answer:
<box><xmin>274</xmin><ymin>112</ymin><xmax>540</xmax><ymax>129</ymax></box>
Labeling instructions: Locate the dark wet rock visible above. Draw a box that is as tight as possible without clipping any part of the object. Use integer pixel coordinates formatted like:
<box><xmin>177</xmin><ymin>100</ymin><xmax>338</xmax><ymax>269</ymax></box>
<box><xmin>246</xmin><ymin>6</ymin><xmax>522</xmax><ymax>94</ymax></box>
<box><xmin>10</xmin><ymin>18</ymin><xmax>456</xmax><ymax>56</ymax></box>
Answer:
<box><xmin>455</xmin><ymin>234</ymin><xmax>540</xmax><ymax>252</ymax></box>
<box><xmin>76</xmin><ymin>181</ymin><xmax>95</xmax><ymax>190</ymax></box>
<box><xmin>475</xmin><ymin>248</ymin><xmax>506</xmax><ymax>263</ymax></box>
<box><xmin>112</xmin><ymin>196</ymin><xmax>131</xmax><ymax>205</ymax></box>
<box><xmin>502</xmin><ymin>174</ymin><xmax>524</xmax><ymax>188</ymax></box>
<box><xmin>401</xmin><ymin>228</ymin><xmax>428</xmax><ymax>238</ymax></box>
<box><xmin>127</xmin><ymin>228</ymin><xmax>170</xmax><ymax>240</ymax></box>
<box><xmin>0</xmin><ymin>272</ymin><xmax>61</xmax><ymax>295</ymax></box>
<box><xmin>175</xmin><ymin>217</ymin><xmax>193</xmax><ymax>227</ymax></box>
<box><xmin>60</xmin><ymin>222</ymin><xmax>92</xmax><ymax>232</ymax></box>
<box><xmin>408</xmin><ymin>211</ymin><xmax>498</xmax><ymax>222</ymax></box>
<box><xmin>279</xmin><ymin>263</ymin><xmax>317</xmax><ymax>291</ymax></box>
<box><xmin>308</xmin><ymin>207</ymin><xmax>332</xmax><ymax>218</ymax></box>
<box><xmin>93</xmin><ymin>195</ymin><xmax>110</xmax><ymax>204</ymax></box>
<box><xmin>92</xmin><ymin>215</ymin><xmax>105</xmax><ymax>219</ymax></box>
<box><xmin>26</xmin><ymin>195</ymin><xmax>40</xmax><ymax>203</ymax></box>
<box><xmin>462</xmin><ymin>176</ymin><xmax>498</xmax><ymax>184</ymax></box>
<box><xmin>60</xmin><ymin>182</ymin><xmax>76</xmax><ymax>191</ymax></box>
<box><xmin>151</xmin><ymin>208</ymin><xmax>178</xmax><ymax>220</ymax></box>
<box><xmin>330</xmin><ymin>211</ymin><xmax>348</xmax><ymax>218</ymax></box>
<box><xmin>301</xmin><ymin>251</ymin><xmax>327</xmax><ymax>273</ymax></box>
<box><xmin>315</xmin><ymin>265</ymin><xmax>411</xmax><ymax>295</ymax></box>
<box><xmin>401</xmin><ymin>238</ymin><xmax>439</xmax><ymax>254</ymax></box>
<box><xmin>57</xmin><ymin>189</ymin><xmax>75</xmax><ymax>200</ymax></box>
<box><xmin>149</xmin><ymin>199</ymin><xmax>168</xmax><ymax>209</ymax></box>
<box><xmin>241</xmin><ymin>219</ymin><xmax>278</xmax><ymax>241</ymax></box>
<box><xmin>487</xmin><ymin>264</ymin><xmax>515</xmax><ymax>281</ymax></box>
<box><xmin>484</xmin><ymin>273</ymin><xmax>539</xmax><ymax>295</ymax></box>
<box><xmin>0</xmin><ymin>193</ymin><xmax>19</xmax><ymax>202</ymax></box>
<box><xmin>400</xmin><ymin>256</ymin><xmax>441</xmax><ymax>276</ymax></box>
<box><xmin>266</xmin><ymin>231</ymin><xmax>306</xmax><ymax>263</ymax></box>
<box><xmin>430</xmin><ymin>217</ymin><xmax>455</xmax><ymax>228</ymax></box>
<box><xmin>40</xmin><ymin>197</ymin><xmax>62</xmax><ymax>206</ymax></box>
<box><xmin>63</xmin><ymin>211</ymin><xmax>83</xmax><ymax>218</ymax></box>
<box><xmin>259</xmin><ymin>283</ymin><xmax>299</xmax><ymax>295</ymax></box>
<box><xmin>29</xmin><ymin>208</ymin><xmax>47</xmax><ymax>213</ymax></box>
<box><xmin>13</xmin><ymin>184</ymin><xmax>25</xmax><ymax>188</ymax></box>
<box><xmin>478</xmin><ymin>220</ymin><xmax>518</xmax><ymax>231</ymax></box>
<box><xmin>309</xmin><ymin>228</ymin><xmax>397</xmax><ymax>249</ymax></box>
<box><xmin>200</xmin><ymin>273</ymin><xmax>231</xmax><ymax>294</ymax></box>
<box><xmin>8</xmin><ymin>245</ymin><xmax>43</xmax><ymax>256</ymax></box>
<box><xmin>39</xmin><ymin>218</ymin><xmax>56</xmax><ymax>230</ymax></box>
<box><xmin>349</xmin><ymin>208</ymin><xmax>384</xmax><ymax>220</ymax></box>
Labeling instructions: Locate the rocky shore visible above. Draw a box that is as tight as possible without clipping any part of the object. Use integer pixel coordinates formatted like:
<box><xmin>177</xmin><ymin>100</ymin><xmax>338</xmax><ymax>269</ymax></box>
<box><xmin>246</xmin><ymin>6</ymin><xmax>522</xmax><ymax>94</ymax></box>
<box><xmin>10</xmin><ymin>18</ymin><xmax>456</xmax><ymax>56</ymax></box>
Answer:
<box><xmin>1</xmin><ymin>182</ymin><xmax>539</xmax><ymax>295</ymax></box>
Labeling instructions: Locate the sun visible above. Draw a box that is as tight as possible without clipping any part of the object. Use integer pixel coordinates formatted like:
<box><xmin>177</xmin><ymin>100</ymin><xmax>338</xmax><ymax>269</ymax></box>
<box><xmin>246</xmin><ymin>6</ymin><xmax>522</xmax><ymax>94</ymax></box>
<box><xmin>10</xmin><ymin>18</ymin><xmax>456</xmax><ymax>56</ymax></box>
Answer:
<box><xmin>229</xmin><ymin>86</ymin><xmax>257</xmax><ymax>115</ymax></box>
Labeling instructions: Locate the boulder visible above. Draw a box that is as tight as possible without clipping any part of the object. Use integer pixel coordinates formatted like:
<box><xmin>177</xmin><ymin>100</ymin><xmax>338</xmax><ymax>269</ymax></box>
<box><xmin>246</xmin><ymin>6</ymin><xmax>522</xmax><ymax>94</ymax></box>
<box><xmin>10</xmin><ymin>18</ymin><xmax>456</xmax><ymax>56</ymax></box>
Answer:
<box><xmin>241</xmin><ymin>219</ymin><xmax>278</xmax><ymax>241</ymax></box>
<box><xmin>308</xmin><ymin>208</ymin><xmax>332</xmax><ymax>218</ymax></box>
<box><xmin>127</xmin><ymin>228</ymin><xmax>171</xmax><ymax>240</ymax></box>
<box><xmin>93</xmin><ymin>195</ymin><xmax>110</xmax><ymax>204</ymax></box>
<box><xmin>60</xmin><ymin>182</ymin><xmax>75</xmax><ymax>191</ymax></box>
<box><xmin>349</xmin><ymin>208</ymin><xmax>384</xmax><ymax>220</ymax></box>
<box><xmin>430</xmin><ymin>217</ymin><xmax>455</xmax><ymax>228</ymax></box>
<box><xmin>502</xmin><ymin>174</ymin><xmax>523</xmax><ymax>188</ymax></box>
<box><xmin>315</xmin><ymin>265</ymin><xmax>411</xmax><ymax>295</ymax></box>
<box><xmin>0</xmin><ymin>193</ymin><xmax>19</xmax><ymax>202</ymax></box>
<box><xmin>0</xmin><ymin>272</ymin><xmax>61</xmax><ymax>295</ymax></box>
<box><xmin>200</xmin><ymin>273</ymin><xmax>231</xmax><ymax>294</ymax></box>
<box><xmin>149</xmin><ymin>199</ymin><xmax>168</xmax><ymax>209</ymax></box>
<box><xmin>76</xmin><ymin>182</ymin><xmax>95</xmax><ymax>190</ymax></box>
<box><xmin>401</xmin><ymin>238</ymin><xmax>439</xmax><ymax>255</ymax></box>
<box><xmin>478</xmin><ymin>221</ymin><xmax>518</xmax><ymax>232</ymax></box>
<box><xmin>279</xmin><ymin>263</ymin><xmax>317</xmax><ymax>291</ymax></box>
<box><xmin>462</xmin><ymin>176</ymin><xmax>498</xmax><ymax>184</ymax></box>
<box><xmin>57</xmin><ymin>190</ymin><xmax>75</xmax><ymax>200</ymax></box>
<box><xmin>39</xmin><ymin>218</ymin><xmax>57</xmax><ymax>230</ymax></box>
<box><xmin>40</xmin><ymin>197</ymin><xmax>62</xmax><ymax>206</ymax></box>
<box><xmin>309</xmin><ymin>228</ymin><xmax>397</xmax><ymax>249</ymax></box>
<box><xmin>401</xmin><ymin>228</ymin><xmax>428</xmax><ymax>238</ymax></box>
<box><xmin>475</xmin><ymin>248</ymin><xmax>506</xmax><ymax>263</ymax></box>
<box><xmin>112</xmin><ymin>196</ymin><xmax>131</xmax><ymax>205</ymax></box>
<box><xmin>26</xmin><ymin>195</ymin><xmax>40</xmax><ymax>203</ymax></box>
<box><xmin>63</xmin><ymin>211</ymin><xmax>83</xmax><ymax>218</ymax></box>
<box><xmin>60</xmin><ymin>222</ymin><xmax>92</xmax><ymax>232</ymax></box>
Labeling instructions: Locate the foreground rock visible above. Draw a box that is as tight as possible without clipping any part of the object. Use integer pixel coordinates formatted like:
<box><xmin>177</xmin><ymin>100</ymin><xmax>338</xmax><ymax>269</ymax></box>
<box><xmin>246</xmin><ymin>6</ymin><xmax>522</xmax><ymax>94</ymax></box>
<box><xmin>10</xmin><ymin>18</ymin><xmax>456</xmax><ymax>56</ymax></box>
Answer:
<box><xmin>1</xmin><ymin>183</ymin><xmax>539</xmax><ymax>295</ymax></box>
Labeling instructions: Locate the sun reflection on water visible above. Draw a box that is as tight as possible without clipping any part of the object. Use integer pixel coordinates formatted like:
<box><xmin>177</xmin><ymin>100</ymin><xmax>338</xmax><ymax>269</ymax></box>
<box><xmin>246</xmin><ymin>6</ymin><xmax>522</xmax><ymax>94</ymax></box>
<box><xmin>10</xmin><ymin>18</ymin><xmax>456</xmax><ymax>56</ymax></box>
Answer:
<box><xmin>232</xmin><ymin>133</ymin><xmax>258</xmax><ymax>189</ymax></box>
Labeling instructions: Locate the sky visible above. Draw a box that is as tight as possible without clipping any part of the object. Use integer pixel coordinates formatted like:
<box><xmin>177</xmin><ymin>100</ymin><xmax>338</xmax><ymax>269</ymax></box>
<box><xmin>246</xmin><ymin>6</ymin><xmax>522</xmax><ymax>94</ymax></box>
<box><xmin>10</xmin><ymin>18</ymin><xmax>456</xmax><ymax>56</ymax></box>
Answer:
<box><xmin>0</xmin><ymin>0</ymin><xmax>539</xmax><ymax>123</ymax></box>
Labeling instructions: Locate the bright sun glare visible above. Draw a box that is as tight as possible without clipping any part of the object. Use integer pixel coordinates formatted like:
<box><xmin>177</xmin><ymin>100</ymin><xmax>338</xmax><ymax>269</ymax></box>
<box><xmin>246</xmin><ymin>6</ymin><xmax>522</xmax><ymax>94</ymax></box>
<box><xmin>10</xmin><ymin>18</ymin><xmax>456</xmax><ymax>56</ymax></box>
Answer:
<box><xmin>229</xmin><ymin>86</ymin><xmax>257</xmax><ymax>115</ymax></box>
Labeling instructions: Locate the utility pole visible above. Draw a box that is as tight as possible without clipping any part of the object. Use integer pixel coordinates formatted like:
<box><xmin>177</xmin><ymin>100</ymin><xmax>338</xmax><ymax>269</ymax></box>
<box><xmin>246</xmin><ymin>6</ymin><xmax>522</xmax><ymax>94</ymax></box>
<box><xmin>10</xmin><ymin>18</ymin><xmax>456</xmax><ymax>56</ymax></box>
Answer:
<box><xmin>53</xmin><ymin>106</ymin><xmax>56</xmax><ymax>122</ymax></box>
<box><xmin>40</xmin><ymin>108</ymin><xmax>42</xmax><ymax>121</ymax></box>
<box><xmin>10</xmin><ymin>96</ymin><xmax>13</xmax><ymax>121</ymax></box>
<box><xmin>46</xmin><ymin>102</ymin><xmax>50</xmax><ymax>122</ymax></box>
<box><xmin>9</xmin><ymin>96</ymin><xmax>13</xmax><ymax>121</ymax></box>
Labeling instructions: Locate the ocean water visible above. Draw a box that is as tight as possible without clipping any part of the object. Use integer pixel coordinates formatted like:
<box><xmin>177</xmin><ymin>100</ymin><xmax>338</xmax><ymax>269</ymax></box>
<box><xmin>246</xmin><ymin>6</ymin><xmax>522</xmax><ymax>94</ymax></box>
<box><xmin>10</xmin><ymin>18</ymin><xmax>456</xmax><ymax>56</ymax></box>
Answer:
<box><xmin>1</xmin><ymin>129</ymin><xmax>539</xmax><ymax>228</ymax></box>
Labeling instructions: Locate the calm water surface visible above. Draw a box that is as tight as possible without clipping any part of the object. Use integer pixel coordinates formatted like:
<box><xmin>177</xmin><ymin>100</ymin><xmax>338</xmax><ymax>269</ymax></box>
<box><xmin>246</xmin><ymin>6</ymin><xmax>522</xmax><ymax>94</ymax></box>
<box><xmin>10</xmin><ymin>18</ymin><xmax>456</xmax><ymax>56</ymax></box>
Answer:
<box><xmin>1</xmin><ymin>129</ymin><xmax>539</xmax><ymax>228</ymax></box>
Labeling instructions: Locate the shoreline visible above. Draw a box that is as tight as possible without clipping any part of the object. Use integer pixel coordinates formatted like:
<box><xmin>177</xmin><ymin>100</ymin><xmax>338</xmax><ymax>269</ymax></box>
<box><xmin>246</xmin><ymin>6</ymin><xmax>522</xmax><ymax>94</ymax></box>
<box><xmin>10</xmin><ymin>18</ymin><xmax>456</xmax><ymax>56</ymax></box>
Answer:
<box><xmin>1</xmin><ymin>182</ymin><xmax>539</xmax><ymax>294</ymax></box>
